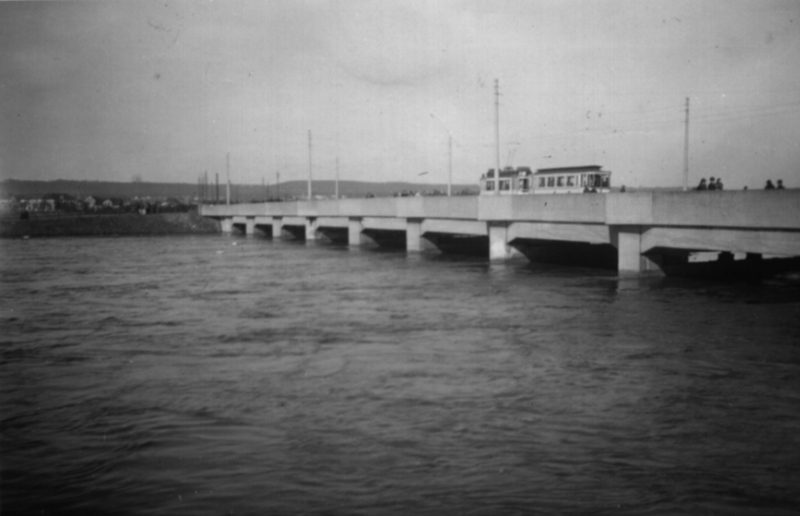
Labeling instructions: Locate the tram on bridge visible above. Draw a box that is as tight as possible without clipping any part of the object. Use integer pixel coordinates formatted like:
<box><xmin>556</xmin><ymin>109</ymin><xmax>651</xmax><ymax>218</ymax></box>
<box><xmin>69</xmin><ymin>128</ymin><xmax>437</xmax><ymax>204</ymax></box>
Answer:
<box><xmin>480</xmin><ymin>165</ymin><xmax>612</xmax><ymax>195</ymax></box>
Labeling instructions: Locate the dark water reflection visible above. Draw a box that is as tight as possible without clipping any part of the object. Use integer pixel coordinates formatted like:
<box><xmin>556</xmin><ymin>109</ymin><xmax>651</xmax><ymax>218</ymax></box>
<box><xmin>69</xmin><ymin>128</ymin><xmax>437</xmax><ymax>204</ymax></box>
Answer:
<box><xmin>1</xmin><ymin>236</ymin><xmax>799</xmax><ymax>515</ymax></box>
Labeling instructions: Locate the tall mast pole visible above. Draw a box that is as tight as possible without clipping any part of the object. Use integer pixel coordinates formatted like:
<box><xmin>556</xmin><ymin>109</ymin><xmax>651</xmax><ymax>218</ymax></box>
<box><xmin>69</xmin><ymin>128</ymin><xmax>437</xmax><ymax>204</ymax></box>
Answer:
<box><xmin>494</xmin><ymin>79</ymin><xmax>501</xmax><ymax>193</ymax></box>
<box><xmin>683</xmin><ymin>97</ymin><xmax>690</xmax><ymax>192</ymax></box>
<box><xmin>276</xmin><ymin>171</ymin><xmax>281</xmax><ymax>200</ymax></box>
<box><xmin>226</xmin><ymin>152</ymin><xmax>231</xmax><ymax>205</ymax></box>
<box><xmin>307</xmin><ymin>130</ymin><xmax>313</xmax><ymax>200</ymax></box>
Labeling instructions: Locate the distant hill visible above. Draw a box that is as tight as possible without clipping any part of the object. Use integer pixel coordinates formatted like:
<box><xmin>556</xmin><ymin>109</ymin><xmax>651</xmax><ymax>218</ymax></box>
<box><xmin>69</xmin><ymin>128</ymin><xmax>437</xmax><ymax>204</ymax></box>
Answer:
<box><xmin>0</xmin><ymin>179</ymin><xmax>479</xmax><ymax>201</ymax></box>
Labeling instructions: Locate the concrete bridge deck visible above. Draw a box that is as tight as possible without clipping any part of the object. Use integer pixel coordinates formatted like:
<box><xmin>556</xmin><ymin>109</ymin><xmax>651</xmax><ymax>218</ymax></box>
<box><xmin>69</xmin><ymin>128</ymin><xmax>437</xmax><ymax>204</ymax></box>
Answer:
<box><xmin>200</xmin><ymin>191</ymin><xmax>800</xmax><ymax>276</ymax></box>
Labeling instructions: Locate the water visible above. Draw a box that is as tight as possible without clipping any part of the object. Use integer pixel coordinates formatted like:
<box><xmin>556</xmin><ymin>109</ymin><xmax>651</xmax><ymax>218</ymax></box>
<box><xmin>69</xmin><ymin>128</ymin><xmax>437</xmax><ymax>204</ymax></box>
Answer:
<box><xmin>1</xmin><ymin>235</ymin><xmax>799</xmax><ymax>515</ymax></box>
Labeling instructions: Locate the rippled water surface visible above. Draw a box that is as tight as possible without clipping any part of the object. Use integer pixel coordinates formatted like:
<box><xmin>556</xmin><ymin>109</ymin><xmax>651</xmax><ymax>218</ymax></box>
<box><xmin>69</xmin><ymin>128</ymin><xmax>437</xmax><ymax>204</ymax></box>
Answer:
<box><xmin>2</xmin><ymin>236</ymin><xmax>799</xmax><ymax>515</ymax></box>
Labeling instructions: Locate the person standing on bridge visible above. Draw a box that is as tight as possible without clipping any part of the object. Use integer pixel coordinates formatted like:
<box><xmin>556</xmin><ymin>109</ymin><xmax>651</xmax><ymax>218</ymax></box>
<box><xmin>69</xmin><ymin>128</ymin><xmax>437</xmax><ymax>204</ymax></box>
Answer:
<box><xmin>777</xmin><ymin>180</ymin><xmax>785</xmax><ymax>189</ymax></box>
<box><xmin>715</xmin><ymin>178</ymin><xmax>724</xmax><ymax>190</ymax></box>
<box><xmin>696</xmin><ymin>178</ymin><xmax>708</xmax><ymax>190</ymax></box>
<box><xmin>765</xmin><ymin>180</ymin><xmax>776</xmax><ymax>190</ymax></box>
<box><xmin>708</xmin><ymin>177</ymin><xmax>717</xmax><ymax>190</ymax></box>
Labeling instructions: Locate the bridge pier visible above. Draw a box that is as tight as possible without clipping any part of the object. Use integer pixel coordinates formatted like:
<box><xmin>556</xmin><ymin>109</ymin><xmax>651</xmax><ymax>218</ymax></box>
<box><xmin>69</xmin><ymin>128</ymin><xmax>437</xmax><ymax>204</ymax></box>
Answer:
<box><xmin>488</xmin><ymin>222</ymin><xmax>523</xmax><ymax>261</ymax></box>
<box><xmin>245</xmin><ymin>218</ymin><xmax>256</xmax><ymax>237</ymax></box>
<box><xmin>220</xmin><ymin>217</ymin><xmax>233</xmax><ymax>234</ymax></box>
<box><xmin>347</xmin><ymin>218</ymin><xmax>362</xmax><ymax>246</ymax></box>
<box><xmin>272</xmin><ymin>217</ymin><xmax>284</xmax><ymax>239</ymax></box>
<box><xmin>406</xmin><ymin>219</ymin><xmax>437</xmax><ymax>253</ymax></box>
<box><xmin>613</xmin><ymin>226</ymin><xmax>662</xmax><ymax>275</ymax></box>
<box><xmin>305</xmin><ymin>218</ymin><xmax>318</xmax><ymax>241</ymax></box>
<box><xmin>348</xmin><ymin>218</ymin><xmax>378</xmax><ymax>247</ymax></box>
<box><xmin>245</xmin><ymin>218</ymin><xmax>271</xmax><ymax>237</ymax></box>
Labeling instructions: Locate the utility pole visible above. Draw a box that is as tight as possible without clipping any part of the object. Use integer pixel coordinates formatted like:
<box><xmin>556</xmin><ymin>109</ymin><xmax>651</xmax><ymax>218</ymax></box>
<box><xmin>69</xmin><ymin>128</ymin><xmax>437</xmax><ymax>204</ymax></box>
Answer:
<box><xmin>226</xmin><ymin>152</ymin><xmax>231</xmax><ymax>205</ymax></box>
<box><xmin>494</xmin><ymin>79</ymin><xmax>501</xmax><ymax>194</ymax></box>
<box><xmin>215</xmin><ymin>173</ymin><xmax>219</xmax><ymax>204</ymax></box>
<box><xmin>683</xmin><ymin>97</ymin><xmax>690</xmax><ymax>192</ymax></box>
<box><xmin>448</xmin><ymin>134</ymin><xmax>452</xmax><ymax>197</ymax></box>
<box><xmin>430</xmin><ymin>113</ymin><xmax>455</xmax><ymax>197</ymax></box>
<box><xmin>277</xmin><ymin>171</ymin><xmax>281</xmax><ymax>200</ymax></box>
<box><xmin>335</xmin><ymin>157</ymin><xmax>340</xmax><ymax>199</ymax></box>
<box><xmin>204</xmin><ymin>171</ymin><xmax>208</xmax><ymax>202</ymax></box>
<box><xmin>307</xmin><ymin>130</ymin><xmax>313</xmax><ymax>200</ymax></box>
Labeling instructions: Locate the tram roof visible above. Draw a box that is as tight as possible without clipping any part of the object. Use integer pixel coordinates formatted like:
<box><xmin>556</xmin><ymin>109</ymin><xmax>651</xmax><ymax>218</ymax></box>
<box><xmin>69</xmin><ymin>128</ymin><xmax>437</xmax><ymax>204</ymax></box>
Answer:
<box><xmin>534</xmin><ymin>165</ymin><xmax>606</xmax><ymax>175</ymax></box>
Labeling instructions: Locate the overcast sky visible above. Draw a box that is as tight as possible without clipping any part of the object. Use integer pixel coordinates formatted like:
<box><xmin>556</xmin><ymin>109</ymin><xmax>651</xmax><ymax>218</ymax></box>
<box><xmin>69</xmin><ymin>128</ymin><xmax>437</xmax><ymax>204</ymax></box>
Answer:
<box><xmin>1</xmin><ymin>0</ymin><xmax>799</xmax><ymax>189</ymax></box>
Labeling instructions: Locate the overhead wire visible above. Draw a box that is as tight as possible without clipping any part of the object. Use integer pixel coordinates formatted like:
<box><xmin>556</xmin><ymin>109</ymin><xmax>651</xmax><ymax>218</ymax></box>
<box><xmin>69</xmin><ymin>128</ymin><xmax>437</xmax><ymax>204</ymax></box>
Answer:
<box><xmin>516</xmin><ymin>97</ymin><xmax>800</xmax><ymax>144</ymax></box>
<box><xmin>285</xmin><ymin>95</ymin><xmax>799</xmax><ymax>175</ymax></box>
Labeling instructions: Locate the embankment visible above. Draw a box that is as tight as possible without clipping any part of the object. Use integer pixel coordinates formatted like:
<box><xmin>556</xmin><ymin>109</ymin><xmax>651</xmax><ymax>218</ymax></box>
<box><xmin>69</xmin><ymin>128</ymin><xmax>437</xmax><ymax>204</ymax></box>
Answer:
<box><xmin>0</xmin><ymin>212</ymin><xmax>221</xmax><ymax>238</ymax></box>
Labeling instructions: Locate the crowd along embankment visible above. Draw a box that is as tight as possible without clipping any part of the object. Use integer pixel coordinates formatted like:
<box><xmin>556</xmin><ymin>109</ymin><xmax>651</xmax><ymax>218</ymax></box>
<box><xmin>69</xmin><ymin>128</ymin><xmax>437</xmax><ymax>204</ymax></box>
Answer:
<box><xmin>201</xmin><ymin>190</ymin><xmax>800</xmax><ymax>278</ymax></box>
<box><xmin>0</xmin><ymin>212</ymin><xmax>221</xmax><ymax>238</ymax></box>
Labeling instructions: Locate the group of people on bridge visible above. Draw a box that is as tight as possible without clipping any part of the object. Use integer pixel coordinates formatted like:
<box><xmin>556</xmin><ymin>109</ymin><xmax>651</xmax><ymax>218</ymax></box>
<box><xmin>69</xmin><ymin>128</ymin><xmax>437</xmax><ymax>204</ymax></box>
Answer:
<box><xmin>764</xmin><ymin>180</ymin><xmax>786</xmax><ymax>190</ymax></box>
<box><xmin>695</xmin><ymin>177</ymin><xmax>724</xmax><ymax>190</ymax></box>
<box><xmin>697</xmin><ymin>177</ymin><xmax>787</xmax><ymax>191</ymax></box>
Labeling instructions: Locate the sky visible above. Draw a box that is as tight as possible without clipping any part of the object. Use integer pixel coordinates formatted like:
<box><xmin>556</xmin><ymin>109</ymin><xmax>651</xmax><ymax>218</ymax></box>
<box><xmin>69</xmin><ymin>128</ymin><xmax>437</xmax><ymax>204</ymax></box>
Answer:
<box><xmin>1</xmin><ymin>0</ymin><xmax>799</xmax><ymax>190</ymax></box>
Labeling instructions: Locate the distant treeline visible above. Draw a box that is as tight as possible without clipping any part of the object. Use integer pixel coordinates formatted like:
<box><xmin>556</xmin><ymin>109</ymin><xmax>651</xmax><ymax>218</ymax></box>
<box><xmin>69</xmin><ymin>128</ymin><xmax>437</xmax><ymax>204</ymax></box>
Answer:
<box><xmin>0</xmin><ymin>179</ymin><xmax>479</xmax><ymax>201</ymax></box>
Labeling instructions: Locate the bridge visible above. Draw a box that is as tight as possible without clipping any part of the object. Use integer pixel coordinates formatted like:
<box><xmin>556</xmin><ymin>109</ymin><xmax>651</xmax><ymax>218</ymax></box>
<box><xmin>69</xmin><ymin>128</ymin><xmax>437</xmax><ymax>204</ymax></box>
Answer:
<box><xmin>200</xmin><ymin>190</ymin><xmax>800</xmax><ymax>276</ymax></box>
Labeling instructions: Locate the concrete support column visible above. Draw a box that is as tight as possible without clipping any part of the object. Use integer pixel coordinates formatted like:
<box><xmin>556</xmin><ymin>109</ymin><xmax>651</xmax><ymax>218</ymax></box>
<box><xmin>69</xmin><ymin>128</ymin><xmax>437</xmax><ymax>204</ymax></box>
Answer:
<box><xmin>406</xmin><ymin>219</ymin><xmax>436</xmax><ymax>252</ymax></box>
<box><xmin>220</xmin><ymin>218</ymin><xmax>233</xmax><ymax>234</ymax></box>
<box><xmin>245</xmin><ymin>218</ymin><xmax>256</xmax><ymax>237</ymax></box>
<box><xmin>348</xmin><ymin>217</ymin><xmax>377</xmax><ymax>247</ymax></box>
<box><xmin>305</xmin><ymin>218</ymin><xmax>318</xmax><ymax>241</ymax></box>
<box><xmin>488</xmin><ymin>222</ymin><xmax>522</xmax><ymax>260</ymax></box>
<box><xmin>614</xmin><ymin>226</ymin><xmax>660</xmax><ymax>275</ymax></box>
<box><xmin>348</xmin><ymin>218</ymin><xmax>363</xmax><ymax>247</ymax></box>
<box><xmin>272</xmin><ymin>217</ymin><xmax>283</xmax><ymax>240</ymax></box>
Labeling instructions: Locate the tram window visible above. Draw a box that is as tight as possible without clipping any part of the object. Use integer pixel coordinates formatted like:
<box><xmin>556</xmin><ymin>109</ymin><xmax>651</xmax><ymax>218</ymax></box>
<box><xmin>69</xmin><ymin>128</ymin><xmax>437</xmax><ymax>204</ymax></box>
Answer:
<box><xmin>500</xmin><ymin>179</ymin><xmax>511</xmax><ymax>191</ymax></box>
<box><xmin>520</xmin><ymin>178</ymin><xmax>530</xmax><ymax>191</ymax></box>
<box><xmin>566</xmin><ymin>176</ymin><xmax>575</xmax><ymax>187</ymax></box>
<box><xmin>547</xmin><ymin>177</ymin><xmax>555</xmax><ymax>187</ymax></box>
<box><xmin>557</xmin><ymin>176</ymin><xmax>564</xmax><ymax>187</ymax></box>
<box><xmin>602</xmin><ymin>176</ymin><xmax>610</xmax><ymax>188</ymax></box>
<box><xmin>486</xmin><ymin>181</ymin><xmax>495</xmax><ymax>191</ymax></box>
<box><xmin>539</xmin><ymin>177</ymin><xmax>546</xmax><ymax>187</ymax></box>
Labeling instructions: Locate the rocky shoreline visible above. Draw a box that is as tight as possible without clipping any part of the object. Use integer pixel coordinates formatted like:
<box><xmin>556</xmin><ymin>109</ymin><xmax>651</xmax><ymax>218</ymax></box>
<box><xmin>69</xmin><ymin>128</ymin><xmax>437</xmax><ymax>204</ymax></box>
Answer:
<box><xmin>0</xmin><ymin>212</ymin><xmax>221</xmax><ymax>238</ymax></box>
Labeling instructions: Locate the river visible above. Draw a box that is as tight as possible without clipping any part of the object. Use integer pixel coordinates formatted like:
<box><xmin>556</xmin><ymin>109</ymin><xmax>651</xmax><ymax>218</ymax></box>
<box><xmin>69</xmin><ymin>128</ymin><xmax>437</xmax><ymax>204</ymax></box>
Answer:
<box><xmin>1</xmin><ymin>235</ymin><xmax>799</xmax><ymax>515</ymax></box>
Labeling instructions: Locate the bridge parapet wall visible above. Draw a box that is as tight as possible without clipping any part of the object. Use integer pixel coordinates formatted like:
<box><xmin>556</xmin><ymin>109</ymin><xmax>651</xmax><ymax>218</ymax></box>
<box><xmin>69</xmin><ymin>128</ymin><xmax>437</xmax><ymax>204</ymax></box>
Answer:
<box><xmin>201</xmin><ymin>203</ymin><xmax>297</xmax><ymax>217</ymax></box>
<box><xmin>651</xmin><ymin>191</ymin><xmax>800</xmax><ymax>229</ymax></box>
<box><xmin>333</xmin><ymin>198</ymin><xmax>399</xmax><ymax>217</ymax></box>
<box><xmin>396</xmin><ymin>197</ymin><xmax>479</xmax><ymax>219</ymax></box>
<box><xmin>297</xmin><ymin>200</ymin><xmax>339</xmax><ymax>217</ymax></box>
<box><xmin>605</xmin><ymin>191</ymin><xmax>800</xmax><ymax>229</ymax></box>
<box><xmin>203</xmin><ymin>191</ymin><xmax>800</xmax><ymax>231</ymax></box>
<box><xmin>478</xmin><ymin>194</ymin><xmax>606</xmax><ymax>223</ymax></box>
